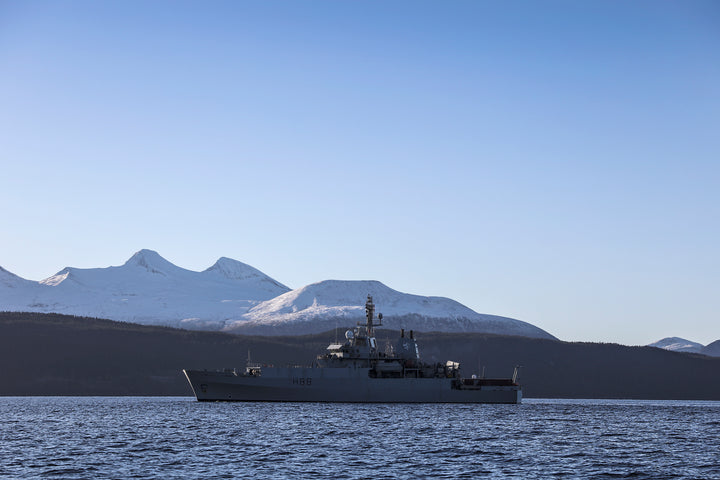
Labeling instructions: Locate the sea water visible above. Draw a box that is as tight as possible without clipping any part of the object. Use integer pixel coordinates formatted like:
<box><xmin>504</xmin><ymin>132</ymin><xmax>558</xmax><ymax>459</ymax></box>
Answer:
<box><xmin>1</xmin><ymin>397</ymin><xmax>718</xmax><ymax>479</ymax></box>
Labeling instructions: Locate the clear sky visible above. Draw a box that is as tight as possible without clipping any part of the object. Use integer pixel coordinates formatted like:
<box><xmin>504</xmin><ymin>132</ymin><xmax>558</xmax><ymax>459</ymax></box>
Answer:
<box><xmin>1</xmin><ymin>1</ymin><xmax>718</xmax><ymax>345</ymax></box>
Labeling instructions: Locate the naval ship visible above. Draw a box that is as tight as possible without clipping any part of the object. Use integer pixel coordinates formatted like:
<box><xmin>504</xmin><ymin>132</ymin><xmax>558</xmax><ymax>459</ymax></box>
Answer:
<box><xmin>183</xmin><ymin>296</ymin><xmax>522</xmax><ymax>403</ymax></box>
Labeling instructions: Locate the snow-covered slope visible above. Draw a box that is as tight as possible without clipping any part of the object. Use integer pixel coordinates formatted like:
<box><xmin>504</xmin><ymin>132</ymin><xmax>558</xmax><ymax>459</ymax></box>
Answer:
<box><xmin>1</xmin><ymin>266</ymin><xmax>36</xmax><ymax>288</ymax></box>
<box><xmin>0</xmin><ymin>266</ymin><xmax>43</xmax><ymax>307</ymax></box>
<box><xmin>0</xmin><ymin>250</ymin><xmax>290</xmax><ymax>330</ymax></box>
<box><xmin>648</xmin><ymin>337</ymin><xmax>705</xmax><ymax>354</ymax></box>
<box><xmin>227</xmin><ymin>280</ymin><xmax>556</xmax><ymax>339</ymax></box>
<box><xmin>0</xmin><ymin>251</ymin><xmax>555</xmax><ymax>339</ymax></box>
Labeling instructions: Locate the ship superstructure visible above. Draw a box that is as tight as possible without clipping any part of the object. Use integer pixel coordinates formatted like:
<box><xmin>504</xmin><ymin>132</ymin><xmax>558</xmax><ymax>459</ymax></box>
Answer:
<box><xmin>184</xmin><ymin>295</ymin><xmax>521</xmax><ymax>403</ymax></box>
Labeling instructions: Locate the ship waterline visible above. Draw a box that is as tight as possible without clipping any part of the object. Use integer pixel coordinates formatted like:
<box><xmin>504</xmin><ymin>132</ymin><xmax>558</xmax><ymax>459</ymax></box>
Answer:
<box><xmin>184</xmin><ymin>368</ymin><xmax>522</xmax><ymax>403</ymax></box>
<box><xmin>183</xmin><ymin>296</ymin><xmax>522</xmax><ymax>404</ymax></box>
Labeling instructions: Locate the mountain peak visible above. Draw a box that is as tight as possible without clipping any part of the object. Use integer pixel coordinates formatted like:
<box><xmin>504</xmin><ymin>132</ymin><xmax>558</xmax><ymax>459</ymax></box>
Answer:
<box><xmin>124</xmin><ymin>249</ymin><xmax>176</xmax><ymax>272</ymax></box>
<box><xmin>127</xmin><ymin>249</ymin><xmax>164</xmax><ymax>262</ymax></box>
<box><xmin>121</xmin><ymin>249</ymin><xmax>185</xmax><ymax>277</ymax></box>
<box><xmin>205</xmin><ymin>257</ymin><xmax>254</xmax><ymax>278</ymax></box>
<box><xmin>203</xmin><ymin>257</ymin><xmax>289</xmax><ymax>291</ymax></box>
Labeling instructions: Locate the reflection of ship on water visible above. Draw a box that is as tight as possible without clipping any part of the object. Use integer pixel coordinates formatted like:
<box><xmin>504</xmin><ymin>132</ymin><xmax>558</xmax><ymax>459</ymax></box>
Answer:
<box><xmin>184</xmin><ymin>295</ymin><xmax>522</xmax><ymax>403</ymax></box>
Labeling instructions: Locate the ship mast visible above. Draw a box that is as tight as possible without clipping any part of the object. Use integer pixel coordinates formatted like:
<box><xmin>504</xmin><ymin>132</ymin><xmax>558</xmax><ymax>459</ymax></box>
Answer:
<box><xmin>365</xmin><ymin>294</ymin><xmax>382</xmax><ymax>336</ymax></box>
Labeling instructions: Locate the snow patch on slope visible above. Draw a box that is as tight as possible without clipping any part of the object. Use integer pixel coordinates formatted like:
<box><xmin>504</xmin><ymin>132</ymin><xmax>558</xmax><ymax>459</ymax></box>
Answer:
<box><xmin>39</xmin><ymin>272</ymin><xmax>70</xmax><ymax>286</ymax></box>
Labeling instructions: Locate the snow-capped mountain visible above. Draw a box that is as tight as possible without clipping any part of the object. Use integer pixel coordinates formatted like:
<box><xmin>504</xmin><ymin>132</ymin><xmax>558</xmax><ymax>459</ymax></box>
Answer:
<box><xmin>0</xmin><ymin>250</ymin><xmax>555</xmax><ymax>339</ymax></box>
<box><xmin>648</xmin><ymin>337</ymin><xmax>705</xmax><ymax>354</ymax></box>
<box><xmin>225</xmin><ymin>280</ymin><xmax>555</xmax><ymax>338</ymax></box>
<box><xmin>0</xmin><ymin>250</ymin><xmax>290</xmax><ymax>330</ymax></box>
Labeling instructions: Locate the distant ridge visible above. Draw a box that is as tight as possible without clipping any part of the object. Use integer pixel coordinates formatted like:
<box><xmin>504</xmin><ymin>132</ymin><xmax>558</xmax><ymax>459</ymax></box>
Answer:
<box><xmin>700</xmin><ymin>340</ymin><xmax>720</xmax><ymax>357</ymax></box>
<box><xmin>648</xmin><ymin>337</ymin><xmax>705</xmax><ymax>354</ymax></box>
<box><xmin>0</xmin><ymin>250</ymin><xmax>554</xmax><ymax>339</ymax></box>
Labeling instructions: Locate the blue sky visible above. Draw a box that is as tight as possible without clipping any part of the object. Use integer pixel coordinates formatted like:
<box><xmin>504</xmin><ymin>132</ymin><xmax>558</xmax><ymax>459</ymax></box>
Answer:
<box><xmin>1</xmin><ymin>1</ymin><xmax>718</xmax><ymax>345</ymax></box>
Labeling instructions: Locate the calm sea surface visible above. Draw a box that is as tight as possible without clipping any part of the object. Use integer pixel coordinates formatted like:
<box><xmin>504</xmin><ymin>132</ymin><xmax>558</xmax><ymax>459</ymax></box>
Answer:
<box><xmin>1</xmin><ymin>397</ymin><xmax>718</xmax><ymax>479</ymax></box>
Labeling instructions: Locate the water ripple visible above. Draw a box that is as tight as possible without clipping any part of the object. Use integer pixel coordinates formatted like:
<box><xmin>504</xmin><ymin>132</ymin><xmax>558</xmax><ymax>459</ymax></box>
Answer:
<box><xmin>0</xmin><ymin>397</ymin><xmax>719</xmax><ymax>479</ymax></box>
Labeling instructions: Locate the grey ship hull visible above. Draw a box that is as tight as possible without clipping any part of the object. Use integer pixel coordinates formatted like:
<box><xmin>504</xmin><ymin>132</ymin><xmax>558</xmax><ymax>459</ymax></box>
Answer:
<box><xmin>184</xmin><ymin>367</ymin><xmax>522</xmax><ymax>404</ymax></box>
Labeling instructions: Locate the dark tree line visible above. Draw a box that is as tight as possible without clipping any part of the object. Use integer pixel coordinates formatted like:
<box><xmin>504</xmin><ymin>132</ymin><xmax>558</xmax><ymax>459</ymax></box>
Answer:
<box><xmin>1</xmin><ymin>312</ymin><xmax>719</xmax><ymax>399</ymax></box>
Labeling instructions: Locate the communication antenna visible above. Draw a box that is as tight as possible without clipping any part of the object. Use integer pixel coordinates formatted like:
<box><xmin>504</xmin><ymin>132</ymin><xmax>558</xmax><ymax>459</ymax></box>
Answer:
<box><xmin>512</xmin><ymin>365</ymin><xmax>522</xmax><ymax>383</ymax></box>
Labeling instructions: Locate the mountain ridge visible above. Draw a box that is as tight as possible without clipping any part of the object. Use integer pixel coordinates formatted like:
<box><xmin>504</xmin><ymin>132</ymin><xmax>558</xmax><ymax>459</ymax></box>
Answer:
<box><xmin>0</xmin><ymin>250</ymin><xmax>553</xmax><ymax>338</ymax></box>
<box><xmin>232</xmin><ymin>279</ymin><xmax>552</xmax><ymax>339</ymax></box>
<box><xmin>648</xmin><ymin>337</ymin><xmax>705</xmax><ymax>354</ymax></box>
<box><xmin>700</xmin><ymin>341</ymin><xmax>720</xmax><ymax>357</ymax></box>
